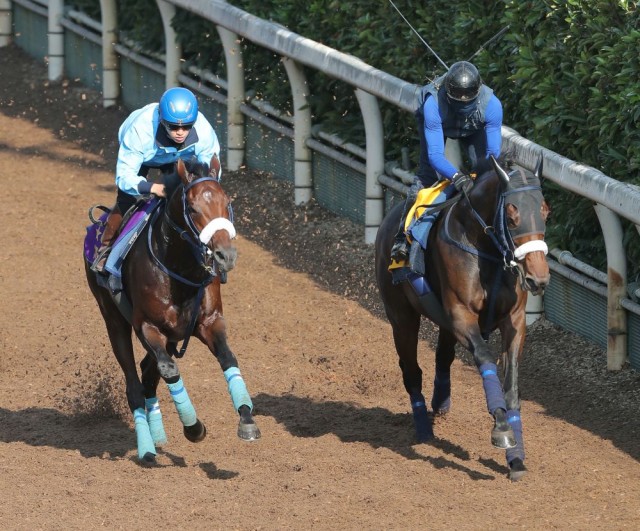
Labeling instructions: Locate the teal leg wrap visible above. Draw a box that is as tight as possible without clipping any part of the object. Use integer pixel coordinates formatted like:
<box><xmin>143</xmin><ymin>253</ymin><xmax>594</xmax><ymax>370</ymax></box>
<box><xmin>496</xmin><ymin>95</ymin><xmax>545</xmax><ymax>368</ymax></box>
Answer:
<box><xmin>167</xmin><ymin>378</ymin><xmax>197</xmax><ymax>427</ymax></box>
<box><xmin>224</xmin><ymin>367</ymin><xmax>253</xmax><ymax>412</ymax></box>
<box><xmin>133</xmin><ymin>407</ymin><xmax>156</xmax><ymax>460</ymax></box>
<box><xmin>145</xmin><ymin>397</ymin><xmax>168</xmax><ymax>445</ymax></box>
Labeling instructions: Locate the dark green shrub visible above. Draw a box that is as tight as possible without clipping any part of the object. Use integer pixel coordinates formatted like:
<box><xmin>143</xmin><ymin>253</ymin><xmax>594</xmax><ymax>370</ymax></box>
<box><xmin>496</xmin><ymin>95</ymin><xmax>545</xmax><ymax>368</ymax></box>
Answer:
<box><xmin>65</xmin><ymin>0</ymin><xmax>640</xmax><ymax>276</ymax></box>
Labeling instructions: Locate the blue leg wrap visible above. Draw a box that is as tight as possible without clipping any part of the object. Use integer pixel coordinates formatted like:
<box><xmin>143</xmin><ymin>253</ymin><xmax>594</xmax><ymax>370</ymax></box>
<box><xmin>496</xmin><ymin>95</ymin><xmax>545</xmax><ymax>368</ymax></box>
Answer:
<box><xmin>145</xmin><ymin>397</ymin><xmax>168</xmax><ymax>445</ymax></box>
<box><xmin>133</xmin><ymin>407</ymin><xmax>156</xmax><ymax>460</ymax></box>
<box><xmin>506</xmin><ymin>409</ymin><xmax>525</xmax><ymax>463</ymax></box>
<box><xmin>478</xmin><ymin>363</ymin><xmax>507</xmax><ymax>414</ymax></box>
<box><xmin>167</xmin><ymin>378</ymin><xmax>198</xmax><ymax>427</ymax></box>
<box><xmin>431</xmin><ymin>369</ymin><xmax>451</xmax><ymax>413</ymax></box>
<box><xmin>224</xmin><ymin>367</ymin><xmax>253</xmax><ymax>412</ymax></box>
<box><xmin>410</xmin><ymin>393</ymin><xmax>433</xmax><ymax>441</ymax></box>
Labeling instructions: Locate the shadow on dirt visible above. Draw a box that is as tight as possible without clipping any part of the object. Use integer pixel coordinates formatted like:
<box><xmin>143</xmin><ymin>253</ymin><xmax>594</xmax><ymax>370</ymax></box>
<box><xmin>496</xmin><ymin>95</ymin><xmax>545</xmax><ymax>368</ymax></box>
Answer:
<box><xmin>0</xmin><ymin>407</ymin><xmax>241</xmax><ymax>477</ymax></box>
<box><xmin>0</xmin><ymin>406</ymin><xmax>130</xmax><ymax>459</ymax></box>
<box><xmin>254</xmin><ymin>393</ymin><xmax>505</xmax><ymax>481</ymax></box>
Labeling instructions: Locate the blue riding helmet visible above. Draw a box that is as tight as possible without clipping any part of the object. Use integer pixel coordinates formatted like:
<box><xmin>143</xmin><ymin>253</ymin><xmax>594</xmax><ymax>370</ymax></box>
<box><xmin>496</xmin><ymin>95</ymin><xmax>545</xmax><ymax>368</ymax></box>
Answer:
<box><xmin>159</xmin><ymin>87</ymin><xmax>198</xmax><ymax>127</ymax></box>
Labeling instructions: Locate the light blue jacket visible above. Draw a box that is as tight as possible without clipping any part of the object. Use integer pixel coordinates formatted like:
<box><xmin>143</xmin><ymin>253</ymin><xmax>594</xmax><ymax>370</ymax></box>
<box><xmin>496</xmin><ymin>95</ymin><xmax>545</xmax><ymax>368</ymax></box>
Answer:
<box><xmin>116</xmin><ymin>103</ymin><xmax>221</xmax><ymax>196</ymax></box>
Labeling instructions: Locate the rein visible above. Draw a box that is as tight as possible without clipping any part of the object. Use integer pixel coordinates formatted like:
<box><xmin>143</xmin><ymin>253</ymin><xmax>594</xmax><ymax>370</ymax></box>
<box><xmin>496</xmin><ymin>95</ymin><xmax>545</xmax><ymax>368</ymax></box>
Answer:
<box><xmin>146</xmin><ymin>176</ymin><xmax>231</xmax><ymax>358</ymax></box>
<box><xmin>442</xmin><ymin>174</ymin><xmax>545</xmax><ymax>336</ymax></box>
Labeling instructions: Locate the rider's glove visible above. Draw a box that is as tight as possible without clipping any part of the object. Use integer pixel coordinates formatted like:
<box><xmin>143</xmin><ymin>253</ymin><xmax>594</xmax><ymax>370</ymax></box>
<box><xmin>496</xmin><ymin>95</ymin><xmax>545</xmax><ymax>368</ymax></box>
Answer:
<box><xmin>451</xmin><ymin>172</ymin><xmax>473</xmax><ymax>193</ymax></box>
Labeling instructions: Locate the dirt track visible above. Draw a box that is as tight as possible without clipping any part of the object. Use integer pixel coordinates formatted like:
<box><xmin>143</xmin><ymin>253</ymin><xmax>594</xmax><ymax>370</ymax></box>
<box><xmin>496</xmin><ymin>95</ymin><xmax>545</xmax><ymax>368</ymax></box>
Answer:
<box><xmin>1</xmin><ymin>44</ymin><xmax>639</xmax><ymax>530</ymax></box>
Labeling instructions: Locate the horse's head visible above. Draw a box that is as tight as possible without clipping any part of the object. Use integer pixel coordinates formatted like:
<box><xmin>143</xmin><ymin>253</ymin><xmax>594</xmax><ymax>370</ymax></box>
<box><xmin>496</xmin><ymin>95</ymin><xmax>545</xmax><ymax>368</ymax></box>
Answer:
<box><xmin>490</xmin><ymin>155</ymin><xmax>550</xmax><ymax>295</ymax></box>
<box><xmin>170</xmin><ymin>156</ymin><xmax>237</xmax><ymax>274</ymax></box>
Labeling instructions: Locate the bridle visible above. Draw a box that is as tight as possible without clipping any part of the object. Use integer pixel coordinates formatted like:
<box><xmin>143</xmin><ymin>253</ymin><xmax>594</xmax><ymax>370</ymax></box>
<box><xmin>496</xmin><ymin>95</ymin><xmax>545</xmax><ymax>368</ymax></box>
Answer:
<box><xmin>153</xmin><ymin>176</ymin><xmax>235</xmax><ymax>281</ymax></box>
<box><xmin>444</xmin><ymin>168</ymin><xmax>548</xmax><ymax>289</ymax></box>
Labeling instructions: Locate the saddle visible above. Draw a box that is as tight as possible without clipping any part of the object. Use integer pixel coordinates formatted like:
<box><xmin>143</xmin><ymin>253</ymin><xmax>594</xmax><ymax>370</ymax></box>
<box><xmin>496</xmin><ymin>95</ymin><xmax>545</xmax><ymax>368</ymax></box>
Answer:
<box><xmin>84</xmin><ymin>199</ymin><xmax>161</xmax><ymax>322</ymax></box>
<box><xmin>389</xmin><ymin>180</ymin><xmax>450</xmax><ymax>274</ymax></box>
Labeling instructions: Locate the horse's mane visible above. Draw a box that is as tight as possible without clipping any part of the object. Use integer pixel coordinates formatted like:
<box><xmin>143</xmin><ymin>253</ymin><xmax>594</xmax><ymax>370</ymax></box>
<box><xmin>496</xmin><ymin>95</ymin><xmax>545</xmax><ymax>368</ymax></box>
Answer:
<box><xmin>183</xmin><ymin>156</ymin><xmax>210</xmax><ymax>179</ymax></box>
<box><xmin>164</xmin><ymin>157</ymin><xmax>212</xmax><ymax>200</ymax></box>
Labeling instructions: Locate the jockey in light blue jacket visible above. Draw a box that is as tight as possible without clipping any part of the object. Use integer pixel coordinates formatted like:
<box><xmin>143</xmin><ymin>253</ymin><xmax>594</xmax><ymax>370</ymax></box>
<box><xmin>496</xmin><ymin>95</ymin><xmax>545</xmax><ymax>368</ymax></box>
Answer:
<box><xmin>91</xmin><ymin>87</ymin><xmax>221</xmax><ymax>273</ymax></box>
<box><xmin>116</xmin><ymin>98</ymin><xmax>220</xmax><ymax>197</ymax></box>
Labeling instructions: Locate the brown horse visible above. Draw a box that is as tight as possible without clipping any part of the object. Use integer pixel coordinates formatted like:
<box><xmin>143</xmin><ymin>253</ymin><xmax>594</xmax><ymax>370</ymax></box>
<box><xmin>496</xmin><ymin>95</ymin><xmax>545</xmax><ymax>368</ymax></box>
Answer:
<box><xmin>84</xmin><ymin>157</ymin><xmax>260</xmax><ymax>462</ymax></box>
<box><xmin>375</xmin><ymin>155</ymin><xmax>549</xmax><ymax>481</ymax></box>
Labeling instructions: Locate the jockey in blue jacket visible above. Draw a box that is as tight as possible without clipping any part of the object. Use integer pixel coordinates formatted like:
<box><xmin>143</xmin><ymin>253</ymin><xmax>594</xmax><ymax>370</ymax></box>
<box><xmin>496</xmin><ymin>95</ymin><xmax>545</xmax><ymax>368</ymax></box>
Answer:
<box><xmin>390</xmin><ymin>61</ymin><xmax>503</xmax><ymax>262</ymax></box>
<box><xmin>91</xmin><ymin>86</ymin><xmax>221</xmax><ymax>273</ymax></box>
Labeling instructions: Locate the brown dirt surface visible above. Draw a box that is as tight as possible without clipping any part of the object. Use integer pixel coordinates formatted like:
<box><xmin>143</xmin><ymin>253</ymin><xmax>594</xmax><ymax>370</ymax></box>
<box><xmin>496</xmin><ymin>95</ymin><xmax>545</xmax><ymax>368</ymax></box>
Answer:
<box><xmin>1</xmin><ymin>44</ymin><xmax>639</xmax><ymax>530</ymax></box>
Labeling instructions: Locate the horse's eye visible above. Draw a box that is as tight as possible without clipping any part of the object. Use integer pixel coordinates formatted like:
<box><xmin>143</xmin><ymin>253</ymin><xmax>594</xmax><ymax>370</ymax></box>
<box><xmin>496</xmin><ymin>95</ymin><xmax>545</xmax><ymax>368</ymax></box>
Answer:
<box><xmin>187</xmin><ymin>205</ymin><xmax>197</xmax><ymax>215</ymax></box>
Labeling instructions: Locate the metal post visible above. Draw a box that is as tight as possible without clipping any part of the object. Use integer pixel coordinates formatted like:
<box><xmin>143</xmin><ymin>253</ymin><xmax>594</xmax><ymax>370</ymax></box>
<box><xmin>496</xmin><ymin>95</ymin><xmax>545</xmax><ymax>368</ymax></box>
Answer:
<box><xmin>282</xmin><ymin>57</ymin><xmax>313</xmax><ymax>205</ymax></box>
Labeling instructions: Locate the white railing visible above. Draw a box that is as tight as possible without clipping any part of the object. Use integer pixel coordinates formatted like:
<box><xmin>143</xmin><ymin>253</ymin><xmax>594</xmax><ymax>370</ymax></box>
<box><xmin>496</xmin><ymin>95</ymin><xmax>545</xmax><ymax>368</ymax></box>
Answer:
<box><xmin>4</xmin><ymin>0</ymin><xmax>639</xmax><ymax>370</ymax></box>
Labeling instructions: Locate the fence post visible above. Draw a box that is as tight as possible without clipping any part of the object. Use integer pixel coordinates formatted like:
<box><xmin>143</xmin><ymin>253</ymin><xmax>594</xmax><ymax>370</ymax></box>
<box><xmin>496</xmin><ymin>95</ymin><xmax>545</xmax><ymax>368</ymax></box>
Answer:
<box><xmin>48</xmin><ymin>0</ymin><xmax>64</xmax><ymax>81</ymax></box>
<box><xmin>0</xmin><ymin>0</ymin><xmax>11</xmax><ymax>47</ymax></box>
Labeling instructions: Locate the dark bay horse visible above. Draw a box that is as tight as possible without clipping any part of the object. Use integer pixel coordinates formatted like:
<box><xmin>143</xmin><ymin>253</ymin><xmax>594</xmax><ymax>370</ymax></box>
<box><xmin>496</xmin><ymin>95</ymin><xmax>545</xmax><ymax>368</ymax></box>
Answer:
<box><xmin>375</xmin><ymin>155</ymin><xmax>549</xmax><ymax>481</ymax></box>
<box><xmin>84</xmin><ymin>158</ymin><xmax>260</xmax><ymax>462</ymax></box>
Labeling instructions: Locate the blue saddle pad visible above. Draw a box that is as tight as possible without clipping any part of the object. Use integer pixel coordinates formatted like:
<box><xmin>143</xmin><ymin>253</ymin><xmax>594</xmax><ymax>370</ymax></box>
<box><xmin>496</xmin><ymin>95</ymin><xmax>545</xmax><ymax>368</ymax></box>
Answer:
<box><xmin>105</xmin><ymin>199</ymin><xmax>160</xmax><ymax>278</ymax></box>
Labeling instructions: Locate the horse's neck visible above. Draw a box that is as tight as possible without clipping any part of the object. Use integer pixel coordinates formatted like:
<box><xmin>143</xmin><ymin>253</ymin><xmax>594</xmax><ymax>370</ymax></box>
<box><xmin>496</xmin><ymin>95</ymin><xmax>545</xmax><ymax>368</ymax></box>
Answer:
<box><xmin>440</xmin><ymin>177</ymin><xmax>502</xmax><ymax>253</ymax></box>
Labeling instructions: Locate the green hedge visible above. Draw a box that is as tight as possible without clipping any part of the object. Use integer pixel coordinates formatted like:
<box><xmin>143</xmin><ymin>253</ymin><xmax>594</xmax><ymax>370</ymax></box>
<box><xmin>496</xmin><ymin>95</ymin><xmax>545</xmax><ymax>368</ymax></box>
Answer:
<box><xmin>67</xmin><ymin>0</ymin><xmax>640</xmax><ymax>276</ymax></box>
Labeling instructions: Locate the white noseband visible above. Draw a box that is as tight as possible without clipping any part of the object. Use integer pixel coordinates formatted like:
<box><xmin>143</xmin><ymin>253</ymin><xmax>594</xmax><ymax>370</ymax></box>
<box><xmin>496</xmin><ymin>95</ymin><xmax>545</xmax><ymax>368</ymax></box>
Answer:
<box><xmin>199</xmin><ymin>218</ymin><xmax>236</xmax><ymax>244</ymax></box>
<box><xmin>513</xmin><ymin>240</ymin><xmax>548</xmax><ymax>261</ymax></box>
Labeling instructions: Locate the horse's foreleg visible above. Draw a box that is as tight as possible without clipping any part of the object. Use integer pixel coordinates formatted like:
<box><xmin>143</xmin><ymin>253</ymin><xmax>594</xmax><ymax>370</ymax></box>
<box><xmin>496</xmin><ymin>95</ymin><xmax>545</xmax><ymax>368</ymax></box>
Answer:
<box><xmin>139</xmin><ymin>324</ymin><xmax>207</xmax><ymax>444</ymax></box>
<box><xmin>140</xmin><ymin>352</ymin><xmax>167</xmax><ymax>446</ymax></box>
<box><xmin>201</xmin><ymin>319</ymin><xmax>260</xmax><ymax>442</ymax></box>
<box><xmin>501</xmin><ymin>315</ymin><xmax>527</xmax><ymax>481</ymax></box>
<box><xmin>456</xmin><ymin>318</ymin><xmax>516</xmax><ymax>451</ymax></box>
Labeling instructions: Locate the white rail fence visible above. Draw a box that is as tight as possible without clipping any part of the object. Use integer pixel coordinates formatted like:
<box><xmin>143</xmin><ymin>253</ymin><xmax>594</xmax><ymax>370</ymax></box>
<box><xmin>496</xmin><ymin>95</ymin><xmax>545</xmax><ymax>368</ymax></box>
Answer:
<box><xmin>3</xmin><ymin>0</ymin><xmax>640</xmax><ymax>371</ymax></box>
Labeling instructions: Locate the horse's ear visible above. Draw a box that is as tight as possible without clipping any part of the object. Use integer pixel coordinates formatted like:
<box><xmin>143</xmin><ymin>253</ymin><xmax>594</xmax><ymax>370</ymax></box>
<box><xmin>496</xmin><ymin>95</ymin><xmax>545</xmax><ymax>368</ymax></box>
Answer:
<box><xmin>209</xmin><ymin>155</ymin><xmax>221</xmax><ymax>180</ymax></box>
<box><xmin>534</xmin><ymin>154</ymin><xmax>544</xmax><ymax>181</ymax></box>
<box><xmin>490</xmin><ymin>155</ymin><xmax>510</xmax><ymax>186</ymax></box>
<box><xmin>176</xmin><ymin>158</ymin><xmax>192</xmax><ymax>184</ymax></box>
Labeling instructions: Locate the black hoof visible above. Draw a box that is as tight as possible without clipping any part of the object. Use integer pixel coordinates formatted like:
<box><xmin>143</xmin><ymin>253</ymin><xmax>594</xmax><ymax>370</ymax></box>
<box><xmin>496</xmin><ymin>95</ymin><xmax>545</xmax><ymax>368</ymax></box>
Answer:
<box><xmin>140</xmin><ymin>452</ymin><xmax>157</xmax><ymax>464</ymax></box>
<box><xmin>431</xmin><ymin>398</ymin><xmax>451</xmax><ymax>417</ymax></box>
<box><xmin>237</xmin><ymin>420</ymin><xmax>261</xmax><ymax>441</ymax></box>
<box><xmin>508</xmin><ymin>458</ymin><xmax>527</xmax><ymax>481</ymax></box>
<box><xmin>184</xmin><ymin>419</ymin><xmax>207</xmax><ymax>443</ymax></box>
<box><xmin>491</xmin><ymin>426</ymin><xmax>516</xmax><ymax>449</ymax></box>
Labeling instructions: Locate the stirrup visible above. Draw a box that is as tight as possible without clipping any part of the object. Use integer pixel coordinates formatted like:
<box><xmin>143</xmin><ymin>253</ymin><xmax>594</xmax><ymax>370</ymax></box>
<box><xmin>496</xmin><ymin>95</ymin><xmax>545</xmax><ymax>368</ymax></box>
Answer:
<box><xmin>91</xmin><ymin>247</ymin><xmax>111</xmax><ymax>274</ymax></box>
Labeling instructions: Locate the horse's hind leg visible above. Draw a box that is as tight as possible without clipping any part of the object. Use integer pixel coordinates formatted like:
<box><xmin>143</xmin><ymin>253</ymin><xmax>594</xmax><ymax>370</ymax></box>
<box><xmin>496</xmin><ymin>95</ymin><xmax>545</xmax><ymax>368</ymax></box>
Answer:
<box><xmin>431</xmin><ymin>329</ymin><xmax>456</xmax><ymax>415</ymax></box>
<box><xmin>140</xmin><ymin>352</ymin><xmax>168</xmax><ymax>446</ymax></box>
<box><xmin>101</xmin><ymin>305</ymin><xmax>156</xmax><ymax>461</ymax></box>
<box><xmin>390</xmin><ymin>310</ymin><xmax>434</xmax><ymax>443</ymax></box>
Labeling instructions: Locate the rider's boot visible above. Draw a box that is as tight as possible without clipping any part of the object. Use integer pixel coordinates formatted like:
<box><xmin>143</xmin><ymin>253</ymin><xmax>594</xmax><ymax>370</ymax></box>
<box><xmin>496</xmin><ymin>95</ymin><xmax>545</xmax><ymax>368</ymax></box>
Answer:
<box><xmin>91</xmin><ymin>208</ymin><xmax>123</xmax><ymax>274</ymax></box>
<box><xmin>390</xmin><ymin>196</ymin><xmax>412</xmax><ymax>262</ymax></box>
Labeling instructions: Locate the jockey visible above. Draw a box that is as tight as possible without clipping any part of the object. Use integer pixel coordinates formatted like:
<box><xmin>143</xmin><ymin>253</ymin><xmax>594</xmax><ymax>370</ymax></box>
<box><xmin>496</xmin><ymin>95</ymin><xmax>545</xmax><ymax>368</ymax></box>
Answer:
<box><xmin>390</xmin><ymin>61</ymin><xmax>503</xmax><ymax>262</ymax></box>
<box><xmin>91</xmin><ymin>86</ymin><xmax>221</xmax><ymax>273</ymax></box>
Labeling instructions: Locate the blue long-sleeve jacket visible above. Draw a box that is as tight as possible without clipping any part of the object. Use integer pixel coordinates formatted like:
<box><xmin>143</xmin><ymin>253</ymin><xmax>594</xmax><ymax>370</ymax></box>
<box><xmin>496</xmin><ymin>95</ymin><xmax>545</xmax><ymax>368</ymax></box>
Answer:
<box><xmin>115</xmin><ymin>103</ymin><xmax>221</xmax><ymax>196</ymax></box>
<box><xmin>422</xmin><ymin>87</ymin><xmax>503</xmax><ymax>179</ymax></box>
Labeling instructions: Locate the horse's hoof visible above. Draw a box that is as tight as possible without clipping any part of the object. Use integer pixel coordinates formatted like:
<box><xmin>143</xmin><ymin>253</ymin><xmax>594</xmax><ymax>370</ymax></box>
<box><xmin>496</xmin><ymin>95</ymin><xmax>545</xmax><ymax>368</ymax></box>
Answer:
<box><xmin>508</xmin><ymin>458</ymin><xmax>527</xmax><ymax>481</ymax></box>
<box><xmin>184</xmin><ymin>420</ymin><xmax>207</xmax><ymax>443</ymax></box>
<box><xmin>140</xmin><ymin>452</ymin><xmax>157</xmax><ymax>464</ymax></box>
<box><xmin>237</xmin><ymin>421</ymin><xmax>261</xmax><ymax>441</ymax></box>
<box><xmin>431</xmin><ymin>398</ymin><xmax>451</xmax><ymax>417</ymax></box>
<box><xmin>491</xmin><ymin>426</ymin><xmax>517</xmax><ymax>449</ymax></box>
